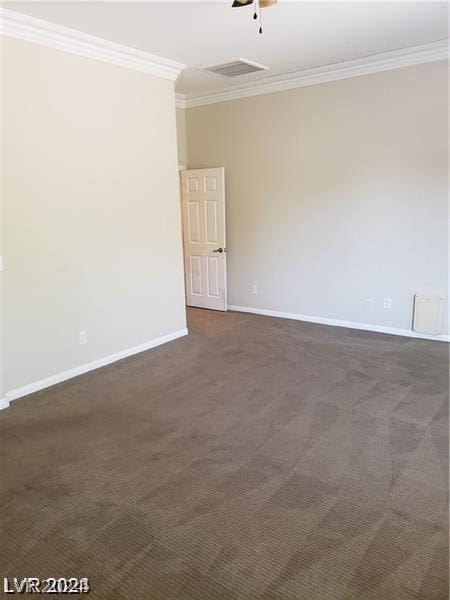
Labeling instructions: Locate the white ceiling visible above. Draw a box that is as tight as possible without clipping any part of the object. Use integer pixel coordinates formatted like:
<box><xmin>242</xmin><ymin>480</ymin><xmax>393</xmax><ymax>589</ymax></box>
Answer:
<box><xmin>3</xmin><ymin>1</ymin><xmax>448</xmax><ymax>97</ymax></box>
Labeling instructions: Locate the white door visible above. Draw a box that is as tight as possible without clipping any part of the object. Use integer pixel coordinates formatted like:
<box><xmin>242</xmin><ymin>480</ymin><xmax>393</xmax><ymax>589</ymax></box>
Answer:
<box><xmin>181</xmin><ymin>167</ymin><xmax>227</xmax><ymax>311</ymax></box>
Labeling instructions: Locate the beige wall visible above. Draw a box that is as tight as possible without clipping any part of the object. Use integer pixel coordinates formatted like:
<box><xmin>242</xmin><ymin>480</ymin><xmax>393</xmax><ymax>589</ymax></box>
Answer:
<box><xmin>176</xmin><ymin>107</ymin><xmax>187</xmax><ymax>167</ymax></box>
<box><xmin>2</xmin><ymin>36</ymin><xmax>187</xmax><ymax>395</ymax></box>
<box><xmin>186</xmin><ymin>62</ymin><xmax>448</xmax><ymax>335</ymax></box>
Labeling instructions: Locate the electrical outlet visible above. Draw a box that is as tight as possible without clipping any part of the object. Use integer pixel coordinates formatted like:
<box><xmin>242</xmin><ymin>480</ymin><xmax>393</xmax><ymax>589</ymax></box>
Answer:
<box><xmin>364</xmin><ymin>298</ymin><xmax>374</xmax><ymax>309</ymax></box>
<box><xmin>251</xmin><ymin>284</ymin><xmax>258</xmax><ymax>295</ymax></box>
<box><xmin>79</xmin><ymin>331</ymin><xmax>87</xmax><ymax>345</ymax></box>
<box><xmin>384</xmin><ymin>297</ymin><xmax>392</xmax><ymax>309</ymax></box>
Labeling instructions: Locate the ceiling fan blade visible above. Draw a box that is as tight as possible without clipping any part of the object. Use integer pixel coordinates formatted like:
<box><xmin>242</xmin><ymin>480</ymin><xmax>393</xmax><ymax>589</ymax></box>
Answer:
<box><xmin>232</xmin><ymin>0</ymin><xmax>254</xmax><ymax>6</ymax></box>
<box><xmin>259</xmin><ymin>0</ymin><xmax>277</xmax><ymax>7</ymax></box>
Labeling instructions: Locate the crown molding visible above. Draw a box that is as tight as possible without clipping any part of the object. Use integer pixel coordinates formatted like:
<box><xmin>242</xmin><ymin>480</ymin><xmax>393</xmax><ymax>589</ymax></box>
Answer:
<box><xmin>175</xmin><ymin>93</ymin><xmax>188</xmax><ymax>109</ymax></box>
<box><xmin>0</xmin><ymin>9</ymin><xmax>185</xmax><ymax>81</ymax></box>
<box><xmin>2</xmin><ymin>9</ymin><xmax>447</xmax><ymax>106</ymax></box>
<box><xmin>178</xmin><ymin>40</ymin><xmax>449</xmax><ymax>108</ymax></box>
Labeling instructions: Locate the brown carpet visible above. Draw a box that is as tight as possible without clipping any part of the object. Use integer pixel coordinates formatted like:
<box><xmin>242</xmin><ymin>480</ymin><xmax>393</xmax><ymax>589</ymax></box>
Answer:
<box><xmin>0</xmin><ymin>308</ymin><xmax>448</xmax><ymax>599</ymax></box>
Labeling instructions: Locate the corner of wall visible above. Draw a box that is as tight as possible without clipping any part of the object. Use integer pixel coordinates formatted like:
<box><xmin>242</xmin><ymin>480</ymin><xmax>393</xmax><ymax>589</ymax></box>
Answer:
<box><xmin>176</xmin><ymin>106</ymin><xmax>188</xmax><ymax>168</ymax></box>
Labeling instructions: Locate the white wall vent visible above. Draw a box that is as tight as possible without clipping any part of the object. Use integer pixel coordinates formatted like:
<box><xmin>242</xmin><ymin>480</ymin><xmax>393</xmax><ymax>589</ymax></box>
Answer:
<box><xmin>413</xmin><ymin>293</ymin><xmax>443</xmax><ymax>335</ymax></box>
<box><xmin>204</xmin><ymin>58</ymin><xmax>268</xmax><ymax>78</ymax></box>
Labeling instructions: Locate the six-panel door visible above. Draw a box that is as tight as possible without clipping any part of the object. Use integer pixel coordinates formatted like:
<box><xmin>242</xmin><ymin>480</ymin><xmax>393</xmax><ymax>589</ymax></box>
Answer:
<box><xmin>181</xmin><ymin>168</ymin><xmax>227</xmax><ymax>311</ymax></box>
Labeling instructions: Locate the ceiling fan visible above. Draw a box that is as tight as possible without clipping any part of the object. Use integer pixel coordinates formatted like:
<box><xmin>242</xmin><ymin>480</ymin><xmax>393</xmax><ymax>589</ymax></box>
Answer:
<box><xmin>232</xmin><ymin>0</ymin><xmax>277</xmax><ymax>34</ymax></box>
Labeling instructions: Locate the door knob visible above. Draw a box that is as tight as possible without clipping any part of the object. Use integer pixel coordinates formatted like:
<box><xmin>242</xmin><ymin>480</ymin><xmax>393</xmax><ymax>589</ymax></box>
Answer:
<box><xmin>213</xmin><ymin>247</ymin><xmax>224</xmax><ymax>253</ymax></box>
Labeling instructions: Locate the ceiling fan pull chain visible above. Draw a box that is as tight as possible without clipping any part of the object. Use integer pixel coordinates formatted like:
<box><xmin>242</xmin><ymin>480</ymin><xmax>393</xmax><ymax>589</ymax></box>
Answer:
<box><xmin>259</xmin><ymin>1</ymin><xmax>263</xmax><ymax>33</ymax></box>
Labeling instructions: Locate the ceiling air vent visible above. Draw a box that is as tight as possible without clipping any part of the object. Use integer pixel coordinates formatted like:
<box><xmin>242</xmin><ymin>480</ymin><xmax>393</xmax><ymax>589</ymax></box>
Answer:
<box><xmin>204</xmin><ymin>58</ymin><xmax>268</xmax><ymax>78</ymax></box>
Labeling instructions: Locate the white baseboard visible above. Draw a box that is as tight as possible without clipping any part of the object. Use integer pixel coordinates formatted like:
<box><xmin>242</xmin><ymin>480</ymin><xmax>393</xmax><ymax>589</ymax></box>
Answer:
<box><xmin>228</xmin><ymin>305</ymin><xmax>450</xmax><ymax>342</ymax></box>
<box><xmin>0</xmin><ymin>398</ymin><xmax>10</xmax><ymax>411</ymax></box>
<box><xmin>1</xmin><ymin>328</ymin><xmax>188</xmax><ymax>410</ymax></box>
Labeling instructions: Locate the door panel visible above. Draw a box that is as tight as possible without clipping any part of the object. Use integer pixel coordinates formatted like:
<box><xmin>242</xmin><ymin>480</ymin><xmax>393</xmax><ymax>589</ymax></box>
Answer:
<box><xmin>205</xmin><ymin>200</ymin><xmax>218</xmax><ymax>244</ymax></box>
<box><xmin>207</xmin><ymin>256</ymin><xmax>220</xmax><ymax>298</ymax></box>
<box><xmin>189</xmin><ymin>255</ymin><xmax>203</xmax><ymax>296</ymax></box>
<box><xmin>188</xmin><ymin>201</ymin><xmax>201</xmax><ymax>243</ymax></box>
<box><xmin>181</xmin><ymin>168</ymin><xmax>227</xmax><ymax>311</ymax></box>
